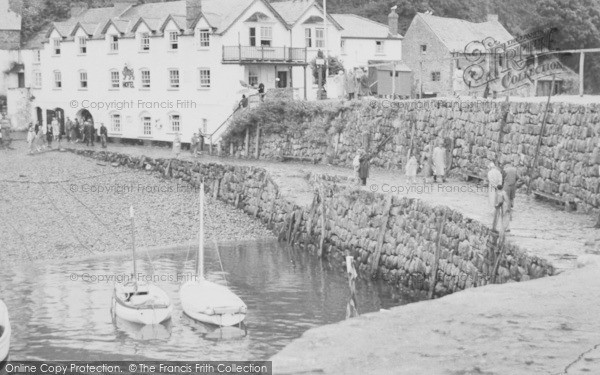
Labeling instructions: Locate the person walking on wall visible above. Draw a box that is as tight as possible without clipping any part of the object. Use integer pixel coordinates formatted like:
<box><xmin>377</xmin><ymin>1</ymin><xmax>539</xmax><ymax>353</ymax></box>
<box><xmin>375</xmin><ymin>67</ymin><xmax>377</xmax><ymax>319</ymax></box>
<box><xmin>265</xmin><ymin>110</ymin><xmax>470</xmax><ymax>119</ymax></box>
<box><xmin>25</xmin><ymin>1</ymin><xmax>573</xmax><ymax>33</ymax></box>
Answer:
<box><xmin>99</xmin><ymin>123</ymin><xmax>108</xmax><ymax>148</ymax></box>
<box><xmin>240</xmin><ymin>95</ymin><xmax>249</xmax><ymax>109</ymax></box>
<box><xmin>502</xmin><ymin>162</ymin><xmax>518</xmax><ymax>209</ymax></box>
<box><xmin>487</xmin><ymin>162</ymin><xmax>503</xmax><ymax>211</ymax></box>
<box><xmin>358</xmin><ymin>149</ymin><xmax>371</xmax><ymax>186</ymax></box>
<box><xmin>353</xmin><ymin>149</ymin><xmax>362</xmax><ymax>185</ymax></box>
<box><xmin>406</xmin><ymin>155</ymin><xmax>418</xmax><ymax>184</ymax></box>
<box><xmin>432</xmin><ymin>139</ymin><xmax>447</xmax><ymax>183</ymax></box>
<box><xmin>493</xmin><ymin>184</ymin><xmax>511</xmax><ymax>234</ymax></box>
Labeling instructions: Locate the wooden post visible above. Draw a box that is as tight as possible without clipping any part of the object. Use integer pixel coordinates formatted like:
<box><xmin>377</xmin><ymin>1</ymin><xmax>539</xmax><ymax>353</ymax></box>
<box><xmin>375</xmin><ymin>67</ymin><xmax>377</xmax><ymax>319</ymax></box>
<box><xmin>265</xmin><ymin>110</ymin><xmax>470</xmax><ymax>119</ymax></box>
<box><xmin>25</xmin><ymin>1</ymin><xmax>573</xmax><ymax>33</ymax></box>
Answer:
<box><xmin>579</xmin><ymin>51</ymin><xmax>585</xmax><ymax>97</ymax></box>
<box><xmin>345</xmin><ymin>255</ymin><xmax>359</xmax><ymax>319</ymax></box>
<box><xmin>369</xmin><ymin>195</ymin><xmax>394</xmax><ymax>276</ymax></box>
<box><xmin>526</xmin><ymin>75</ymin><xmax>555</xmax><ymax>195</ymax></box>
<box><xmin>496</xmin><ymin>96</ymin><xmax>510</xmax><ymax>165</ymax></box>
<box><xmin>391</xmin><ymin>63</ymin><xmax>396</xmax><ymax>98</ymax></box>
<box><xmin>209</xmin><ymin>135</ymin><xmax>213</xmax><ymax>156</ymax></box>
<box><xmin>533</xmin><ymin>54</ymin><xmax>539</xmax><ymax>96</ymax></box>
<box><xmin>254</xmin><ymin>124</ymin><xmax>260</xmax><ymax>159</ymax></box>
<box><xmin>419</xmin><ymin>60</ymin><xmax>423</xmax><ymax>99</ymax></box>
<box><xmin>244</xmin><ymin>127</ymin><xmax>250</xmax><ymax>157</ymax></box>
<box><xmin>429</xmin><ymin>208</ymin><xmax>448</xmax><ymax>299</ymax></box>
<box><xmin>318</xmin><ymin>188</ymin><xmax>327</xmax><ymax>258</ymax></box>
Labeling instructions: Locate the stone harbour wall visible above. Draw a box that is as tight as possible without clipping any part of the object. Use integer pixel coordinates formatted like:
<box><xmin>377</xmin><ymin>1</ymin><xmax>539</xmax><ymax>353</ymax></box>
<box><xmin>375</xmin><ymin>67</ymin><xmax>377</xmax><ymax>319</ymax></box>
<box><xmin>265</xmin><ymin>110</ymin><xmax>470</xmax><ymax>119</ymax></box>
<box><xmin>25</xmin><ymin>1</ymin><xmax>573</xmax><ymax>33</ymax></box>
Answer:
<box><xmin>67</xmin><ymin>149</ymin><xmax>554</xmax><ymax>298</ymax></box>
<box><xmin>223</xmin><ymin>99</ymin><xmax>600</xmax><ymax>213</ymax></box>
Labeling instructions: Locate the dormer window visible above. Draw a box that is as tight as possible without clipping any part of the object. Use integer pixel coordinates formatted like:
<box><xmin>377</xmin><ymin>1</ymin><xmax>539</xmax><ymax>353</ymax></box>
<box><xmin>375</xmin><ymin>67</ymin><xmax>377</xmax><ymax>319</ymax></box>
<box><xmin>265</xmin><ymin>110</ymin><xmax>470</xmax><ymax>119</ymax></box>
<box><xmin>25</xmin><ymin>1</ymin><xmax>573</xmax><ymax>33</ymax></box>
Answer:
<box><xmin>110</xmin><ymin>35</ymin><xmax>119</xmax><ymax>52</ymax></box>
<box><xmin>140</xmin><ymin>32</ymin><xmax>150</xmax><ymax>51</ymax></box>
<box><xmin>53</xmin><ymin>39</ymin><xmax>61</xmax><ymax>55</ymax></box>
<box><xmin>79</xmin><ymin>36</ymin><xmax>87</xmax><ymax>54</ymax></box>
<box><xmin>305</xmin><ymin>28</ymin><xmax>312</xmax><ymax>47</ymax></box>
<box><xmin>315</xmin><ymin>28</ymin><xmax>324</xmax><ymax>48</ymax></box>
<box><xmin>169</xmin><ymin>31</ymin><xmax>179</xmax><ymax>50</ymax></box>
<box><xmin>198</xmin><ymin>29</ymin><xmax>210</xmax><ymax>47</ymax></box>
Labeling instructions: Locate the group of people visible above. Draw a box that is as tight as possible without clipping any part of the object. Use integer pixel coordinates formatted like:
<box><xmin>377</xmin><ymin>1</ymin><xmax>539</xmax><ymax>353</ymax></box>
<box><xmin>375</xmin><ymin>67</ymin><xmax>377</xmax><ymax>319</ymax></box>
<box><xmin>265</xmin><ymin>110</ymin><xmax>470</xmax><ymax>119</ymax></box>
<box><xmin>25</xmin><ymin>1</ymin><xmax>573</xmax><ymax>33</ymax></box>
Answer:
<box><xmin>189</xmin><ymin>132</ymin><xmax>204</xmax><ymax>158</ymax></box>
<box><xmin>26</xmin><ymin>117</ymin><xmax>108</xmax><ymax>154</ymax></box>
<box><xmin>405</xmin><ymin>140</ymin><xmax>449</xmax><ymax>184</ymax></box>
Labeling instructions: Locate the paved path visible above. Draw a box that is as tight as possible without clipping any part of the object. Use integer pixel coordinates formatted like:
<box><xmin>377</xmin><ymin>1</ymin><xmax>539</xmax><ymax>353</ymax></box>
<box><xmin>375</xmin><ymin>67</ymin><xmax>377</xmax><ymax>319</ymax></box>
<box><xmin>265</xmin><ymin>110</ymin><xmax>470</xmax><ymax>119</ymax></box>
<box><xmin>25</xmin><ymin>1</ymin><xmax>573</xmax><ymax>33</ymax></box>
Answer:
<box><xmin>63</xmin><ymin>141</ymin><xmax>599</xmax><ymax>272</ymax></box>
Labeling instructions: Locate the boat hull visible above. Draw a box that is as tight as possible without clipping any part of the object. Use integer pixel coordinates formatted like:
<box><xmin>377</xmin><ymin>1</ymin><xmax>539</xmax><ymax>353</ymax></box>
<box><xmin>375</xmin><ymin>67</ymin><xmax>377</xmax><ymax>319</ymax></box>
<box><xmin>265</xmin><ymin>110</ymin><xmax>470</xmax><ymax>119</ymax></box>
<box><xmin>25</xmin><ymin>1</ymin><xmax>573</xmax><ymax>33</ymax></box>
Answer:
<box><xmin>180</xmin><ymin>280</ymin><xmax>246</xmax><ymax>327</ymax></box>
<box><xmin>0</xmin><ymin>300</ymin><xmax>10</xmax><ymax>366</ymax></box>
<box><xmin>112</xmin><ymin>283</ymin><xmax>172</xmax><ymax>325</ymax></box>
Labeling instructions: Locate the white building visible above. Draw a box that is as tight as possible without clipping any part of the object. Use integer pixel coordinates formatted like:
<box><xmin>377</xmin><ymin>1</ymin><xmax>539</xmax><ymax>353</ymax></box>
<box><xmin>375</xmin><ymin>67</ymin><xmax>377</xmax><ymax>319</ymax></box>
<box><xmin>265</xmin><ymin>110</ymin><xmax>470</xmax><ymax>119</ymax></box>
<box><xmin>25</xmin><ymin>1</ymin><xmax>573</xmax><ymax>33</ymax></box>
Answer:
<box><xmin>332</xmin><ymin>10</ymin><xmax>403</xmax><ymax>70</ymax></box>
<box><xmin>26</xmin><ymin>0</ymin><xmax>347</xmax><ymax>143</ymax></box>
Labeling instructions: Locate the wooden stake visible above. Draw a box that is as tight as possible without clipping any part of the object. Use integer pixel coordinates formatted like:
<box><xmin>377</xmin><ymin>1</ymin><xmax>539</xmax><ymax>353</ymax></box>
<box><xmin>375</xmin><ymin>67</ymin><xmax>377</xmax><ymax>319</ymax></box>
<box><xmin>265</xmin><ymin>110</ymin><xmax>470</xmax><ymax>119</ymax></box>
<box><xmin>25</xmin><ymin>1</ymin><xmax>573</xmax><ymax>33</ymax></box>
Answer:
<box><xmin>254</xmin><ymin>124</ymin><xmax>260</xmax><ymax>159</ymax></box>
<box><xmin>429</xmin><ymin>208</ymin><xmax>448</xmax><ymax>299</ymax></box>
<box><xmin>579</xmin><ymin>51</ymin><xmax>585</xmax><ymax>97</ymax></box>
<box><xmin>318</xmin><ymin>188</ymin><xmax>327</xmax><ymax>258</ymax></box>
<box><xmin>345</xmin><ymin>255</ymin><xmax>359</xmax><ymax>319</ymax></box>
<box><xmin>244</xmin><ymin>127</ymin><xmax>250</xmax><ymax>157</ymax></box>
<box><xmin>526</xmin><ymin>75</ymin><xmax>555</xmax><ymax>195</ymax></box>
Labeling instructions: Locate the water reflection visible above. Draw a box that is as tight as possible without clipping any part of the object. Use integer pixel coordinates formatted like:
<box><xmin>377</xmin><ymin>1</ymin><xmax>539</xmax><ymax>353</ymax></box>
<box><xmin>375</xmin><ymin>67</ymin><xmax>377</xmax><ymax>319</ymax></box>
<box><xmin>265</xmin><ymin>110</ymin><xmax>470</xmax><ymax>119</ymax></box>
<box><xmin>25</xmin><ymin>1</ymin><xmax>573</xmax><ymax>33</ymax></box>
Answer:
<box><xmin>0</xmin><ymin>240</ymin><xmax>418</xmax><ymax>360</ymax></box>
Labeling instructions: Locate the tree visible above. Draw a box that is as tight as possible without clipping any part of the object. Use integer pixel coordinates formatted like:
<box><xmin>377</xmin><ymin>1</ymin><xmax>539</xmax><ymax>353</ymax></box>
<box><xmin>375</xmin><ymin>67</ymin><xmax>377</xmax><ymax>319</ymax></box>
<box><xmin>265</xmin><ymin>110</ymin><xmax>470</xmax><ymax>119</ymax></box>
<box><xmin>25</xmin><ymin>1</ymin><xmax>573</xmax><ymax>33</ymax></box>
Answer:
<box><xmin>309</xmin><ymin>55</ymin><xmax>345</xmax><ymax>84</ymax></box>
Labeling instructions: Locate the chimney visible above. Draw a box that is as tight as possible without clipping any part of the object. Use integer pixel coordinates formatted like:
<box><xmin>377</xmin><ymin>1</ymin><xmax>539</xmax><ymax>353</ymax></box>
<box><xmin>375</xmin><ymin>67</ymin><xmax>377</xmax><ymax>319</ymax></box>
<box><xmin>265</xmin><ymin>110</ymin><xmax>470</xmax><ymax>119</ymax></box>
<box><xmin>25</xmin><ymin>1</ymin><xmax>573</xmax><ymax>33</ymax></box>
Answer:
<box><xmin>70</xmin><ymin>1</ymin><xmax>88</xmax><ymax>17</ymax></box>
<box><xmin>486</xmin><ymin>14</ymin><xmax>499</xmax><ymax>22</ymax></box>
<box><xmin>388</xmin><ymin>6</ymin><xmax>399</xmax><ymax>36</ymax></box>
<box><xmin>186</xmin><ymin>0</ymin><xmax>202</xmax><ymax>28</ymax></box>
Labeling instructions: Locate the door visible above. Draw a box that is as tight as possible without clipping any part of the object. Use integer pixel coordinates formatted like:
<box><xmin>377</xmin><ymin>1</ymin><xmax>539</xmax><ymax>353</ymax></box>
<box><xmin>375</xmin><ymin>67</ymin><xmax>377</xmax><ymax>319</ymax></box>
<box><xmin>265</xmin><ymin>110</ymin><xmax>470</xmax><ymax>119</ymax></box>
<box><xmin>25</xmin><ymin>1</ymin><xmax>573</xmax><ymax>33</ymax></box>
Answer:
<box><xmin>18</xmin><ymin>73</ymin><xmax>25</xmax><ymax>88</ymax></box>
<box><xmin>277</xmin><ymin>71</ymin><xmax>287</xmax><ymax>88</ymax></box>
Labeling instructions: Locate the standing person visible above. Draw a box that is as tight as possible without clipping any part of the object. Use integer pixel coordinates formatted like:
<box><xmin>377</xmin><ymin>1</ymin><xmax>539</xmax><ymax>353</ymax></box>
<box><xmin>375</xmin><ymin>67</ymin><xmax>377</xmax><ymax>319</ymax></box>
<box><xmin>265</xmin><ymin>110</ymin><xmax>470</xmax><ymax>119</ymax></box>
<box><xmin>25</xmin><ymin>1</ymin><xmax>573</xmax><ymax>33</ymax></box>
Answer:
<box><xmin>345</xmin><ymin>70</ymin><xmax>356</xmax><ymax>100</ymax></box>
<box><xmin>51</xmin><ymin>116</ymin><xmax>60</xmax><ymax>148</ymax></box>
<box><xmin>190</xmin><ymin>133</ymin><xmax>198</xmax><ymax>157</ymax></box>
<box><xmin>258</xmin><ymin>82</ymin><xmax>265</xmax><ymax>101</ymax></box>
<box><xmin>502</xmin><ymin>162</ymin><xmax>518</xmax><ymax>209</ymax></box>
<box><xmin>432</xmin><ymin>140</ymin><xmax>446</xmax><ymax>183</ymax></box>
<box><xmin>46</xmin><ymin>122</ymin><xmax>53</xmax><ymax>148</ymax></box>
<box><xmin>358</xmin><ymin>149</ymin><xmax>371</xmax><ymax>186</ymax></box>
<box><xmin>65</xmin><ymin>117</ymin><xmax>73</xmax><ymax>142</ymax></box>
<box><xmin>405</xmin><ymin>155</ymin><xmax>418</xmax><ymax>184</ymax></box>
<box><xmin>90</xmin><ymin>121</ymin><xmax>96</xmax><ymax>146</ymax></box>
<box><xmin>493</xmin><ymin>184</ymin><xmax>511</xmax><ymax>234</ymax></box>
<box><xmin>240</xmin><ymin>95</ymin><xmax>248</xmax><ymax>109</ymax></box>
<box><xmin>83</xmin><ymin>121</ymin><xmax>90</xmax><ymax>146</ymax></box>
<box><xmin>99</xmin><ymin>123</ymin><xmax>108</xmax><ymax>148</ymax></box>
<box><xmin>487</xmin><ymin>162</ymin><xmax>503</xmax><ymax>211</ymax></box>
<box><xmin>34</xmin><ymin>121</ymin><xmax>42</xmax><ymax>152</ymax></box>
<box><xmin>74</xmin><ymin>119</ymin><xmax>81</xmax><ymax>143</ymax></box>
<box><xmin>27</xmin><ymin>123</ymin><xmax>36</xmax><ymax>154</ymax></box>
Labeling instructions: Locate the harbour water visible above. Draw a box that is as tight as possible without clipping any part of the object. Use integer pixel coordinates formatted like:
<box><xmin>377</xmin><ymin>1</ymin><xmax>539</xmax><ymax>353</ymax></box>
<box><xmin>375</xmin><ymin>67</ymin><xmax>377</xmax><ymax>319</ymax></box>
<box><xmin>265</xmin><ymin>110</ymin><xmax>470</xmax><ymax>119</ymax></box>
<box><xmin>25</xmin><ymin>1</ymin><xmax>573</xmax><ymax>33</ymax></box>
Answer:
<box><xmin>0</xmin><ymin>240</ymin><xmax>418</xmax><ymax>360</ymax></box>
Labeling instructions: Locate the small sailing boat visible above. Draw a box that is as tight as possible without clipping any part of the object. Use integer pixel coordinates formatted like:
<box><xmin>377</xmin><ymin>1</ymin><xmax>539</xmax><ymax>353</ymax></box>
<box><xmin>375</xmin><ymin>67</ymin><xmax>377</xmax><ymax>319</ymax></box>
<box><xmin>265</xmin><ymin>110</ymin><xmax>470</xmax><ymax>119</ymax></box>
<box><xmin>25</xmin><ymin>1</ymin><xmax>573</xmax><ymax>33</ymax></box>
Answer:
<box><xmin>179</xmin><ymin>182</ymin><xmax>247</xmax><ymax>327</ymax></box>
<box><xmin>112</xmin><ymin>206</ymin><xmax>172</xmax><ymax>325</ymax></box>
<box><xmin>0</xmin><ymin>299</ymin><xmax>10</xmax><ymax>365</ymax></box>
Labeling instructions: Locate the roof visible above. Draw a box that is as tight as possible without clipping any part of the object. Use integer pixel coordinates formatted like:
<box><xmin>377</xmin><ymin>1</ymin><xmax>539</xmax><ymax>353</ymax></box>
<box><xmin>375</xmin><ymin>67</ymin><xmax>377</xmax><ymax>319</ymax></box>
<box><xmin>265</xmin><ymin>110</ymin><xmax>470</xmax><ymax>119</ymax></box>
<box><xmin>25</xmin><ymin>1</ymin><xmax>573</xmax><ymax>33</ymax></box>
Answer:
<box><xmin>332</xmin><ymin>14</ymin><xmax>401</xmax><ymax>39</ymax></box>
<box><xmin>22</xmin><ymin>31</ymin><xmax>46</xmax><ymax>49</ymax></box>
<box><xmin>0</xmin><ymin>0</ymin><xmax>21</xmax><ymax>31</ymax></box>
<box><xmin>376</xmin><ymin>61</ymin><xmax>412</xmax><ymax>72</ymax></box>
<box><xmin>415</xmin><ymin>13</ymin><xmax>513</xmax><ymax>52</ymax></box>
<box><xmin>271</xmin><ymin>0</ymin><xmax>312</xmax><ymax>25</ymax></box>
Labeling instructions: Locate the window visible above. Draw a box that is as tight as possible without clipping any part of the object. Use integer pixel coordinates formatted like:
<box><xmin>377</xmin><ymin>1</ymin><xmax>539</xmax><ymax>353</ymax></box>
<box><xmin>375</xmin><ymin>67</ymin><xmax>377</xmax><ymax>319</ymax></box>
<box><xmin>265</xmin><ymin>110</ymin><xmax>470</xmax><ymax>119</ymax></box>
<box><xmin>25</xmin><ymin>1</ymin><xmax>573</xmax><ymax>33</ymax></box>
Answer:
<box><xmin>199</xmin><ymin>29</ymin><xmax>210</xmax><ymax>47</ymax></box>
<box><xmin>110</xmin><ymin>70</ymin><xmax>120</xmax><ymax>88</ymax></box>
<box><xmin>341</xmin><ymin>40</ymin><xmax>345</xmax><ymax>54</ymax></box>
<box><xmin>18</xmin><ymin>73</ymin><xmax>25</xmax><ymax>88</ymax></box>
<box><xmin>199</xmin><ymin>68</ymin><xmax>211</xmax><ymax>88</ymax></box>
<box><xmin>431</xmin><ymin>71</ymin><xmax>441</xmax><ymax>81</ymax></box>
<box><xmin>53</xmin><ymin>39</ymin><xmax>61</xmax><ymax>55</ymax></box>
<box><xmin>260</xmin><ymin>26</ymin><xmax>272</xmax><ymax>46</ymax></box>
<box><xmin>169</xmin><ymin>69</ymin><xmax>180</xmax><ymax>89</ymax></box>
<box><xmin>315</xmin><ymin>28</ymin><xmax>324</xmax><ymax>48</ymax></box>
<box><xmin>111</xmin><ymin>114</ymin><xmax>121</xmax><ymax>132</ymax></box>
<box><xmin>79</xmin><ymin>71</ymin><xmax>88</xmax><ymax>89</ymax></box>
<box><xmin>142</xmin><ymin>116</ymin><xmax>152</xmax><ymax>135</ymax></box>
<box><xmin>376</xmin><ymin>41</ymin><xmax>384</xmax><ymax>54</ymax></box>
<box><xmin>79</xmin><ymin>36</ymin><xmax>87</xmax><ymax>54</ymax></box>
<box><xmin>34</xmin><ymin>50</ymin><xmax>41</xmax><ymax>63</ymax></box>
<box><xmin>248</xmin><ymin>70</ymin><xmax>258</xmax><ymax>86</ymax></box>
<box><xmin>305</xmin><ymin>28</ymin><xmax>312</xmax><ymax>47</ymax></box>
<box><xmin>53</xmin><ymin>70</ymin><xmax>62</xmax><ymax>89</ymax></box>
<box><xmin>249</xmin><ymin>27</ymin><xmax>256</xmax><ymax>46</ymax></box>
<box><xmin>170</xmin><ymin>114</ymin><xmax>180</xmax><ymax>132</ymax></box>
<box><xmin>34</xmin><ymin>70</ymin><xmax>42</xmax><ymax>88</ymax></box>
<box><xmin>169</xmin><ymin>31</ymin><xmax>178</xmax><ymax>50</ymax></box>
<box><xmin>110</xmin><ymin>35</ymin><xmax>119</xmax><ymax>52</ymax></box>
<box><xmin>140</xmin><ymin>33</ymin><xmax>150</xmax><ymax>51</ymax></box>
<box><xmin>141</xmin><ymin>69</ymin><xmax>151</xmax><ymax>88</ymax></box>
<box><xmin>420</xmin><ymin>44</ymin><xmax>427</xmax><ymax>54</ymax></box>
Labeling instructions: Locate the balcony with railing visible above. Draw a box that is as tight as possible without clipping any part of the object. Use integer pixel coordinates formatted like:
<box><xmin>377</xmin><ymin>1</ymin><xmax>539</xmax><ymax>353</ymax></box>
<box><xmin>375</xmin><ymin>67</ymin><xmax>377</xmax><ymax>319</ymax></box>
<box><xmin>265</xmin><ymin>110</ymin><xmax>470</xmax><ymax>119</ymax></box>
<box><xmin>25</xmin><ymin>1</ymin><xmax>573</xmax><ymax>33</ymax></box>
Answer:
<box><xmin>222</xmin><ymin>46</ymin><xmax>308</xmax><ymax>65</ymax></box>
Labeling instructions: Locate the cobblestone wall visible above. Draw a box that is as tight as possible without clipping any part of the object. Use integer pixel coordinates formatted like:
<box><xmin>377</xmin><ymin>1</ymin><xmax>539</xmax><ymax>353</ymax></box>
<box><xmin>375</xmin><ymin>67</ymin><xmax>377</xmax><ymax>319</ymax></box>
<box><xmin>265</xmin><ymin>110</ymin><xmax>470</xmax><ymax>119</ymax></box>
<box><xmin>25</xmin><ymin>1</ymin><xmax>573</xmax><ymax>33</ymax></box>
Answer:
<box><xmin>224</xmin><ymin>99</ymin><xmax>600</xmax><ymax>212</ymax></box>
<box><xmin>68</xmin><ymin>149</ymin><xmax>554</xmax><ymax>297</ymax></box>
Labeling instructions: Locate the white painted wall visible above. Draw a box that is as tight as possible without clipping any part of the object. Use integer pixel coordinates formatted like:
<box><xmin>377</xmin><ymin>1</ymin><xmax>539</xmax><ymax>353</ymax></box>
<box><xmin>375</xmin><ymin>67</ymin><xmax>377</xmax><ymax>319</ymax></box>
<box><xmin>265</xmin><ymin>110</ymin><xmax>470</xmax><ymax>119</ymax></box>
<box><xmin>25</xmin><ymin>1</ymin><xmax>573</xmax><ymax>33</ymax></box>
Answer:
<box><xmin>340</xmin><ymin>38</ymin><xmax>402</xmax><ymax>70</ymax></box>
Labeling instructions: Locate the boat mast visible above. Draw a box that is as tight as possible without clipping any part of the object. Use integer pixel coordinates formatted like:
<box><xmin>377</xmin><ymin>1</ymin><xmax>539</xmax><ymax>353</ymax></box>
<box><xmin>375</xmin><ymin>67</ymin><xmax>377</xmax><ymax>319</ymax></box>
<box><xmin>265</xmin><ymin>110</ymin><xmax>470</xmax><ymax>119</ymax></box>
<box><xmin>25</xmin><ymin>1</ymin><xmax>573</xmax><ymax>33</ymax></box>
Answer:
<box><xmin>197</xmin><ymin>182</ymin><xmax>205</xmax><ymax>279</ymax></box>
<box><xmin>130</xmin><ymin>206</ymin><xmax>137</xmax><ymax>286</ymax></box>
